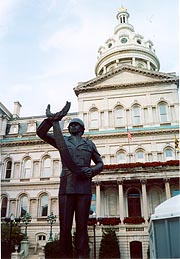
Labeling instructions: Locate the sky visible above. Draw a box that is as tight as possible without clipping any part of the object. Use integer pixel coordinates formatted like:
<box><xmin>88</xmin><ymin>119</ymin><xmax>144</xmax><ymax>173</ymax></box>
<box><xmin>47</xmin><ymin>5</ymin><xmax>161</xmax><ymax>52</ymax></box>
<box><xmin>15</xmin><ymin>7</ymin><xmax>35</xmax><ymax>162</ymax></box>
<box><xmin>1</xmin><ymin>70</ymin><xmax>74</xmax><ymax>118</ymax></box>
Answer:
<box><xmin>0</xmin><ymin>0</ymin><xmax>179</xmax><ymax>117</ymax></box>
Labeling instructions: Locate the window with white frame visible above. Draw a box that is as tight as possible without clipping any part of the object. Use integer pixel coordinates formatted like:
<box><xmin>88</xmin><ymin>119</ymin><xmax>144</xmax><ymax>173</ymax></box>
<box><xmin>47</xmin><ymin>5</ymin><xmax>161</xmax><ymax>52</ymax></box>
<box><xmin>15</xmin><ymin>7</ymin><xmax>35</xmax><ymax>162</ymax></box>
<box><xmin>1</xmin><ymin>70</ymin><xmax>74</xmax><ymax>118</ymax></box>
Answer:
<box><xmin>132</xmin><ymin>105</ymin><xmax>141</xmax><ymax>125</ymax></box>
<box><xmin>20</xmin><ymin>196</ymin><xmax>28</xmax><ymax>216</ymax></box>
<box><xmin>40</xmin><ymin>194</ymin><xmax>48</xmax><ymax>217</ymax></box>
<box><xmin>164</xmin><ymin>148</ymin><xmax>174</xmax><ymax>161</ymax></box>
<box><xmin>89</xmin><ymin>108</ymin><xmax>99</xmax><ymax>129</ymax></box>
<box><xmin>23</xmin><ymin>158</ymin><xmax>31</xmax><ymax>178</ymax></box>
<box><xmin>42</xmin><ymin>157</ymin><xmax>51</xmax><ymax>177</ymax></box>
<box><xmin>117</xmin><ymin>150</ymin><xmax>126</xmax><ymax>164</ymax></box>
<box><xmin>114</xmin><ymin>106</ymin><xmax>125</xmax><ymax>127</ymax></box>
<box><xmin>135</xmin><ymin>149</ymin><xmax>145</xmax><ymax>162</ymax></box>
<box><xmin>158</xmin><ymin>102</ymin><xmax>168</xmax><ymax>123</ymax></box>
<box><xmin>5</xmin><ymin>160</ymin><xmax>12</xmax><ymax>179</ymax></box>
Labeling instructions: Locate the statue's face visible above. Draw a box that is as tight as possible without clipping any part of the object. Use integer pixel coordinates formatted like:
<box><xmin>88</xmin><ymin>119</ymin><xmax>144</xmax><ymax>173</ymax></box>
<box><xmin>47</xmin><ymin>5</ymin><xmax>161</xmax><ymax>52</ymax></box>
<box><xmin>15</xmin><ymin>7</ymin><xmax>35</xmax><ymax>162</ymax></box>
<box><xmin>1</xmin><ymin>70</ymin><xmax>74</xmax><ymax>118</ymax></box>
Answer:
<box><xmin>68</xmin><ymin>122</ymin><xmax>83</xmax><ymax>135</ymax></box>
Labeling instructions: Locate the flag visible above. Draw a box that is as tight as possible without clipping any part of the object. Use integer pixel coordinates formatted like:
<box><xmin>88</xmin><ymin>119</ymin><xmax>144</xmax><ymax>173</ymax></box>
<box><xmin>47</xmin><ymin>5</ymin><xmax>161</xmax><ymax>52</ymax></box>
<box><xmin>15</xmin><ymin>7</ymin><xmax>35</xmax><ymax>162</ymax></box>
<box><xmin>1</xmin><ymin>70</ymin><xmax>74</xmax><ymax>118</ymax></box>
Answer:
<box><xmin>174</xmin><ymin>135</ymin><xmax>179</xmax><ymax>148</ymax></box>
<box><xmin>127</xmin><ymin>129</ymin><xmax>133</xmax><ymax>141</ymax></box>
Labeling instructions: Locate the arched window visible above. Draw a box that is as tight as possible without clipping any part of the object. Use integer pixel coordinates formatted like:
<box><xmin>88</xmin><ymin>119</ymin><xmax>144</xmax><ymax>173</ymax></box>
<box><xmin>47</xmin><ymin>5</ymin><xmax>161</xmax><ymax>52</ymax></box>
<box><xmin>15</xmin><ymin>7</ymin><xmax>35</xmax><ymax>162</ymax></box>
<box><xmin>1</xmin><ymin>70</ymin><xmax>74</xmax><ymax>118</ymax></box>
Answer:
<box><xmin>130</xmin><ymin>241</ymin><xmax>143</xmax><ymax>259</ymax></box>
<box><xmin>42</xmin><ymin>157</ymin><xmax>51</xmax><ymax>177</ymax></box>
<box><xmin>23</xmin><ymin>158</ymin><xmax>31</xmax><ymax>178</ymax></box>
<box><xmin>20</xmin><ymin>196</ymin><xmax>28</xmax><ymax>216</ymax></box>
<box><xmin>89</xmin><ymin>108</ymin><xmax>99</xmax><ymax>129</ymax></box>
<box><xmin>135</xmin><ymin>149</ymin><xmax>145</xmax><ymax>162</ymax></box>
<box><xmin>158</xmin><ymin>102</ymin><xmax>168</xmax><ymax>123</ymax></box>
<box><xmin>40</xmin><ymin>194</ymin><xmax>48</xmax><ymax>217</ymax></box>
<box><xmin>117</xmin><ymin>150</ymin><xmax>127</xmax><ymax>164</ymax></box>
<box><xmin>1</xmin><ymin>196</ymin><xmax>8</xmax><ymax>217</ymax></box>
<box><xmin>5</xmin><ymin>160</ymin><xmax>12</xmax><ymax>179</ymax></box>
<box><xmin>164</xmin><ymin>148</ymin><xmax>174</xmax><ymax>161</ymax></box>
<box><xmin>114</xmin><ymin>106</ymin><xmax>125</xmax><ymax>127</ymax></box>
<box><xmin>127</xmin><ymin>189</ymin><xmax>141</xmax><ymax>217</ymax></box>
<box><xmin>132</xmin><ymin>105</ymin><xmax>141</xmax><ymax>125</ymax></box>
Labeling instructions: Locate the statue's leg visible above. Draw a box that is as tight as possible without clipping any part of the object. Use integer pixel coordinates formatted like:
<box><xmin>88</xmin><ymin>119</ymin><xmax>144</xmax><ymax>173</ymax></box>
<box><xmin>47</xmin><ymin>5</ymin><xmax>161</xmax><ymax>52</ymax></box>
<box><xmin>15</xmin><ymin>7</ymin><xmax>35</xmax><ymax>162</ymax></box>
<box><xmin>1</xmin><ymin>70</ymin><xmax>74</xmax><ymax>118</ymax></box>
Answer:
<box><xmin>59</xmin><ymin>194</ymin><xmax>75</xmax><ymax>258</ymax></box>
<box><xmin>75</xmin><ymin>194</ymin><xmax>92</xmax><ymax>259</ymax></box>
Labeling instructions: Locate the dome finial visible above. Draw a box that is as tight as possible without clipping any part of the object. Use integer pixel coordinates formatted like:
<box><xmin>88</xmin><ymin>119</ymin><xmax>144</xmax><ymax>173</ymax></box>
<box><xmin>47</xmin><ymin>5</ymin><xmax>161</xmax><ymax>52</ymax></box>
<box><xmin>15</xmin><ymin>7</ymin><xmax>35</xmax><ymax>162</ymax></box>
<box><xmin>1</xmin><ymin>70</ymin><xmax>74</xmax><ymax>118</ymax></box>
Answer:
<box><xmin>119</xmin><ymin>5</ymin><xmax>127</xmax><ymax>12</ymax></box>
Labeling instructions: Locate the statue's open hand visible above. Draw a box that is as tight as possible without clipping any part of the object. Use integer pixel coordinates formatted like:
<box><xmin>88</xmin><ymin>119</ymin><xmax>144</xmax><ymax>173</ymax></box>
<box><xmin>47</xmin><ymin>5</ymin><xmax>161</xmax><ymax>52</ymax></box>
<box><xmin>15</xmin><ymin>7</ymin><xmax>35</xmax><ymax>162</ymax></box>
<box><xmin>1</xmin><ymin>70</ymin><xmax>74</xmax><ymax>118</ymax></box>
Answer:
<box><xmin>46</xmin><ymin>101</ymin><xmax>71</xmax><ymax>122</ymax></box>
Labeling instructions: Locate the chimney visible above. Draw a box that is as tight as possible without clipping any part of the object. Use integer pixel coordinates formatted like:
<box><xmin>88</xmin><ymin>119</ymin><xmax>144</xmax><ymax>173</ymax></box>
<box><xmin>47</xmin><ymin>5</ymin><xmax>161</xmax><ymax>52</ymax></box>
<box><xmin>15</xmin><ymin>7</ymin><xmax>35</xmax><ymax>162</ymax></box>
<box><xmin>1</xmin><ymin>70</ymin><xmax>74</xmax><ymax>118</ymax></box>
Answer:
<box><xmin>13</xmin><ymin>101</ymin><xmax>22</xmax><ymax>118</ymax></box>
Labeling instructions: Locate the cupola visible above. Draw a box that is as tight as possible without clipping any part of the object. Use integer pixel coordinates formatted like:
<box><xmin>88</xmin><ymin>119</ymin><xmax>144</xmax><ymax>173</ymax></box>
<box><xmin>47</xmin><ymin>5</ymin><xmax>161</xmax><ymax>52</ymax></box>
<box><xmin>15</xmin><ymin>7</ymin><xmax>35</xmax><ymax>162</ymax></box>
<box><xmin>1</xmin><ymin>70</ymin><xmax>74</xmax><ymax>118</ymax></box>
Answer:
<box><xmin>95</xmin><ymin>7</ymin><xmax>160</xmax><ymax>76</ymax></box>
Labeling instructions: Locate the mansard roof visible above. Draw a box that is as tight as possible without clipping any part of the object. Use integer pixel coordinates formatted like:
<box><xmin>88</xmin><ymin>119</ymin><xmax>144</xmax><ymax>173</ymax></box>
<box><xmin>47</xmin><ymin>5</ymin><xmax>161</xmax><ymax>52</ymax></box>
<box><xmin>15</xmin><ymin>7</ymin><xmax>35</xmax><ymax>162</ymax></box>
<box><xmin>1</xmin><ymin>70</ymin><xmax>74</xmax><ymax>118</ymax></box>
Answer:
<box><xmin>74</xmin><ymin>65</ymin><xmax>178</xmax><ymax>96</ymax></box>
<box><xmin>0</xmin><ymin>102</ymin><xmax>12</xmax><ymax>119</ymax></box>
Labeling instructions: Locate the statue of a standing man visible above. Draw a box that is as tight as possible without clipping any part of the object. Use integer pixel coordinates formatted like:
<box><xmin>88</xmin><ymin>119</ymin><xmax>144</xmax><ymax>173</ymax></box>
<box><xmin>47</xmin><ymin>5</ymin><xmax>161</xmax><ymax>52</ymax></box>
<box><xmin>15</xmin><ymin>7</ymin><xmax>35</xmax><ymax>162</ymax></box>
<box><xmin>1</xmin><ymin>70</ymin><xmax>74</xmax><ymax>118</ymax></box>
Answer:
<box><xmin>37</xmin><ymin>102</ymin><xmax>103</xmax><ymax>259</ymax></box>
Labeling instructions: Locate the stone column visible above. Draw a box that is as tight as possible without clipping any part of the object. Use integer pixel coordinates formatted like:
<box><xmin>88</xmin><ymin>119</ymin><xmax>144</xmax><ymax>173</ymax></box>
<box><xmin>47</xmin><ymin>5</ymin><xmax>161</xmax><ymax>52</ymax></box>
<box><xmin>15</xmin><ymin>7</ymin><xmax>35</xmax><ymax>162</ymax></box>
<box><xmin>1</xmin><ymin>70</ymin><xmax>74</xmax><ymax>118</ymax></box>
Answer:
<box><xmin>147</xmin><ymin>61</ymin><xmax>151</xmax><ymax>70</ymax></box>
<box><xmin>95</xmin><ymin>182</ymin><xmax>101</xmax><ymax>218</ymax></box>
<box><xmin>132</xmin><ymin>57</ymin><xmax>136</xmax><ymax>66</ymax></box>
<box><xmin>141</xmin><ymin>179</ymin><xmax>148</xmax><ymax>221</ymax></box>
<box><xmin>117</xmin><ymin>179</ymin><xmax>124</xmax><ymax>223</ymax></box>
<box><xmin>164</xmin><ymin>178</ymin><xmax>171</xmax><ymax>199</ymax></box>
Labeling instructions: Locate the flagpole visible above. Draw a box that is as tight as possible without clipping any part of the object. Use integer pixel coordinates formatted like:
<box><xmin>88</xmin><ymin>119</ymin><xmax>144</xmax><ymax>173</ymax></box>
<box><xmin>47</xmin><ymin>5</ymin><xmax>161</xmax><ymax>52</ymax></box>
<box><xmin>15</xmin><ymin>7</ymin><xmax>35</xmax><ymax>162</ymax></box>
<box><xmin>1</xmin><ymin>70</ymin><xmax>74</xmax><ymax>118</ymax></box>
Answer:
<box><xmin>127</xmin><ymin>127</ymin><xmax>131</xmax><ymax>163</ymax></box>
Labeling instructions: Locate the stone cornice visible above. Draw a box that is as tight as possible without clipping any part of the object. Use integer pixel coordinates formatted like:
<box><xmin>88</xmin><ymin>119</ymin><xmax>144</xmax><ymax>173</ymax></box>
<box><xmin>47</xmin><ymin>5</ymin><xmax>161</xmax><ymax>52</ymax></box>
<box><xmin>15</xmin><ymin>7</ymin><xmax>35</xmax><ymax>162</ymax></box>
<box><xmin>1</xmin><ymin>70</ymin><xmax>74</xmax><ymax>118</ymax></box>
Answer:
<box><xmin>74</xmin><ymin>65</ymin><xmax>178</xmax><ymax>96</ymax></box>
<box><xmin>85</xmin><ymin>127</ymin><xmax>179</xmax><ymax>140</ymax></box>
<box><xmin>0</xmin><ymin>126</ymin><xmax>178</xmax><ymax>146</ymax></box>
<box><xmin>75</xmin><ymin>78</ymin><xmax>177</xmax><ymax>95</ymax></box>
<box><xmin>0</xmin><ymin>139</ymin><xmax>43</xmax><ymax>147</ymax></box>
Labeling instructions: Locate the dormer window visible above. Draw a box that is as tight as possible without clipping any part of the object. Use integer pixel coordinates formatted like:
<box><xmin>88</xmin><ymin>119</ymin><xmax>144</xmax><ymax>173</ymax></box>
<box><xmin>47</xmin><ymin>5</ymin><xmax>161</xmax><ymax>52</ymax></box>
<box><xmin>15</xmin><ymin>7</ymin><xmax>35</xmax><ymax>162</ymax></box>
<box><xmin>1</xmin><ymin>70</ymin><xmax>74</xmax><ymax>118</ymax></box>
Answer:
<box><xmin>121</xmin><ymin>37</ymin><xmax>127</xmax><ymax>43</ymax></box>
<box><xmin>108</xmin><ymin>43</ymin><xmax>112</xmax><ymax>48</ymax></box>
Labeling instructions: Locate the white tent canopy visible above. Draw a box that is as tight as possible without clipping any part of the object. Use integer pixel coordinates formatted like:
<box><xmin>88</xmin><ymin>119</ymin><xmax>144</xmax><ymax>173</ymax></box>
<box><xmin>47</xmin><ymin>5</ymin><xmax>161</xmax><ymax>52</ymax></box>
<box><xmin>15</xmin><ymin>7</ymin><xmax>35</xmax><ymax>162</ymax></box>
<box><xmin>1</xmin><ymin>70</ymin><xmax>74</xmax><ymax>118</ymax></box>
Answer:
<box><xmin>151</xmin><ymin>194</ymin><xmax>180</xmax><ymax>220</ymax></box>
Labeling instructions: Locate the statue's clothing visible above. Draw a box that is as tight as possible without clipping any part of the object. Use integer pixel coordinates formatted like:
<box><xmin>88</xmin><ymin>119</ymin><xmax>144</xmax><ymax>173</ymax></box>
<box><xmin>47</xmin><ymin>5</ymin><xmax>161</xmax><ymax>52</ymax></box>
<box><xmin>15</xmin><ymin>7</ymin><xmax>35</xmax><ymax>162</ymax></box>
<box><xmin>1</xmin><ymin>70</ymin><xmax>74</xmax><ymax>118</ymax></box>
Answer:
<box><xmin>37</xmin><ymin>119</ymin><xmax>103</xmax><ymax>258</ymax></box>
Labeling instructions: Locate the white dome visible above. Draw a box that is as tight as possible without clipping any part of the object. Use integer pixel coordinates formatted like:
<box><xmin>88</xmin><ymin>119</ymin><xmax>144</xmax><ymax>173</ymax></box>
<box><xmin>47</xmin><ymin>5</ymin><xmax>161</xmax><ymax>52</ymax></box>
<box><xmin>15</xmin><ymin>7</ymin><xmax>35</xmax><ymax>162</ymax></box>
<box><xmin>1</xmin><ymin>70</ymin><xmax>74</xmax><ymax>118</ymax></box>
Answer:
<box><xmin>151</xmin><ymin>195</ymin><xmax>180</xmax><ymax>220</ymax></box>
<box><xmin>95</xmin><ymin>7</ymin><xmax>160</xmax><ymax>76</ymax></box>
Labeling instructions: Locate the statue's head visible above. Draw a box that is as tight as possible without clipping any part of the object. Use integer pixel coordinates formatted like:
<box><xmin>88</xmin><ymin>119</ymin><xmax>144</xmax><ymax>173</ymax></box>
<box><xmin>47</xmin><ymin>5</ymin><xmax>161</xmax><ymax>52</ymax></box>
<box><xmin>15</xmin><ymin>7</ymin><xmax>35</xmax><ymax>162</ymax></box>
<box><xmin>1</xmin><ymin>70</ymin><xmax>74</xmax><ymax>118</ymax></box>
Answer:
<box><xmin>68</xmin><ymin>118</ymin><xmax>85</xmax><ymax>135</ymax></box>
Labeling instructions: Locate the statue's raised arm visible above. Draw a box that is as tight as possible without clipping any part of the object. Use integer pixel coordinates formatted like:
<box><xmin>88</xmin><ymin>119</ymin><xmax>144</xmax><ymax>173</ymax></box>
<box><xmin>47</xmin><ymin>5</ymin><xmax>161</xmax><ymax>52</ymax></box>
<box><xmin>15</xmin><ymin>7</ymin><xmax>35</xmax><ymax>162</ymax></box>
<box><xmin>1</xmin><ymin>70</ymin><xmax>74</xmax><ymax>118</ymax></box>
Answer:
<box><xmin>46</xmin><ymin>101</ymin><xmax>71</xmax><ymax>122</ymax></box>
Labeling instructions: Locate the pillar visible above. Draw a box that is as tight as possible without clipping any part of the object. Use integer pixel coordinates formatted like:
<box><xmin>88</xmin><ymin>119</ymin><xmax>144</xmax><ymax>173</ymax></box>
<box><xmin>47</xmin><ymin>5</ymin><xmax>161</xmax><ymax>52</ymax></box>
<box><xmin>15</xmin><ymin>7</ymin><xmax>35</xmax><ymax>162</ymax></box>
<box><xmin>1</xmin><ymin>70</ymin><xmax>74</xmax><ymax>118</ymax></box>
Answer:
<box><xmin>117</xmin><ymin>179</ymin><xmax>124</xmax><ymax>222</ymax></box>
<box><xmin>164</xmin><ymin>178</ymin><xmax>171</xmax><ymax>199</ymax></box>
<box><xmin>95</xmin><ymin>182</ymin><xmax>101</xmax><ymax>218</ymax></box>
<box><xmin>141</xmin><ymin>179</ymin><xmax>148</xmax><ymax>221</ymax></box>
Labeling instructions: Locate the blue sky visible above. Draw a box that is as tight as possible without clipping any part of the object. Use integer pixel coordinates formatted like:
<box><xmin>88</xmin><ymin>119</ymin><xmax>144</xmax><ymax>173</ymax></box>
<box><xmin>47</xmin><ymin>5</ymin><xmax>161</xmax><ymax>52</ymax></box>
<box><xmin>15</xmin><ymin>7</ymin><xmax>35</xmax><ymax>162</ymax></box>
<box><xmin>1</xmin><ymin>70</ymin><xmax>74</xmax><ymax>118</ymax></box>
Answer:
<box><xmin>0</xmin><ymin>0</ymin><xmax>179</xmax><ymax>117</ymax></box>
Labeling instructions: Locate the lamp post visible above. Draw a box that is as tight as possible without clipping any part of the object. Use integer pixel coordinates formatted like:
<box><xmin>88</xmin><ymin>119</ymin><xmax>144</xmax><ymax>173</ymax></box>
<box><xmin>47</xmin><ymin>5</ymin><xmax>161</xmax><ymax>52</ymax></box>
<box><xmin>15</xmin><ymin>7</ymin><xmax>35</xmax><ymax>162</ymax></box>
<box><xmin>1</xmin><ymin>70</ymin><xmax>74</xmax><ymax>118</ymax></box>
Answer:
<box><xmin>47</xmin><ymin>212</ymin><xmax>57</xmax><ymax>242</ymax></box>
<box><xmin>21</xmin><ymin>212</ymin><xmax>32</xmax><ymax>240</ymax></box>
<box><xmin>88</xmin><ymin>215</ymin><xmax>99</xmax><ymax>259</ymax></box>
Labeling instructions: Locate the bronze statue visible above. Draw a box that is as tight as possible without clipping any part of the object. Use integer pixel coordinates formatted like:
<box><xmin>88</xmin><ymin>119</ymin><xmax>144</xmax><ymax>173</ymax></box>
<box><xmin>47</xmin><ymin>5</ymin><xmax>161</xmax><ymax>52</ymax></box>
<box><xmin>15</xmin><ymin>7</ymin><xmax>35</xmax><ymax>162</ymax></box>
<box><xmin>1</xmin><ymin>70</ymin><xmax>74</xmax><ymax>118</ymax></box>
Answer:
<box><xmin>37</xmin><ymin>102</ymin><xmax>103</xmax><ymax>259</ymax></box>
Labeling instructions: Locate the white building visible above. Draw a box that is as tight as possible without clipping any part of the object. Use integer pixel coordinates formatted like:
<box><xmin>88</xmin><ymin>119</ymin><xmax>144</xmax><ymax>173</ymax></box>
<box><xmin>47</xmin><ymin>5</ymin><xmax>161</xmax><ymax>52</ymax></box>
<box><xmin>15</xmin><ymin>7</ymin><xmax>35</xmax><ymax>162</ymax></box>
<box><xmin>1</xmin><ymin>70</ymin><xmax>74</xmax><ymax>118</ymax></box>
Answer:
<box><xmin>1</xmin><ymin>7</ymin><xmax>179</xmax><ymax>259</ymax></box>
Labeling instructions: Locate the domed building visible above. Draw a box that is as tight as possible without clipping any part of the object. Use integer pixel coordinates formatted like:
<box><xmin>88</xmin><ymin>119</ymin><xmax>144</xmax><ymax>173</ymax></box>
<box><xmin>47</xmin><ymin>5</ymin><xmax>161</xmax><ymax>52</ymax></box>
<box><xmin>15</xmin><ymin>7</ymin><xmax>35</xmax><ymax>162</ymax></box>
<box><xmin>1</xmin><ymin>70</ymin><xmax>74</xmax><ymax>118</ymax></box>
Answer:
<box><xmin>1</xmin><ymin>7</ymin><xmax>179</xmax><ymax>259</ymax></box>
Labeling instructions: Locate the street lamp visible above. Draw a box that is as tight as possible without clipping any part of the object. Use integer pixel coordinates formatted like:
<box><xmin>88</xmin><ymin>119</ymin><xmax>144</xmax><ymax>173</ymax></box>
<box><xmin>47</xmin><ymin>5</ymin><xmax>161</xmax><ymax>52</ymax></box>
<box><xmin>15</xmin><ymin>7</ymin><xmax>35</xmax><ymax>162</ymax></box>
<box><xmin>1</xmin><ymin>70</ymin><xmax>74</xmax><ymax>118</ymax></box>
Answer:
<box><xmin>21</xmin><ymin>212</ymin><xmax>32</xmax><ymax>240</ymax></box>
<box><xmin>47</xmin><ymin>212</ymin><xmax>57</xmax><ymax>242</ymax></box>
<box><xmin>88</xmin><ymin>216</ymin><xmax>103</xmax><ymax>259</ymax></box>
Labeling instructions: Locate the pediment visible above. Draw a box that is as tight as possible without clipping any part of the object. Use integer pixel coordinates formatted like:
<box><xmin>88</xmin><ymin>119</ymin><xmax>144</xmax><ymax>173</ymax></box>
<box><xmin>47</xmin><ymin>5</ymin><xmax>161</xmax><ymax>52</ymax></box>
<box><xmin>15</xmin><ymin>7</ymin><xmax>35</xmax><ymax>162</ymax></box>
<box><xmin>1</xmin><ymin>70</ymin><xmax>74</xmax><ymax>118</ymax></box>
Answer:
<box><xmin>96</xmin><ymin>70</ymin><xmax>158</xmax><ymax>86</ymax></box>
<box><xmin>74</xmin><ymin>65</ymin><xmax>177</xmax><ymax>96</ymax></box>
